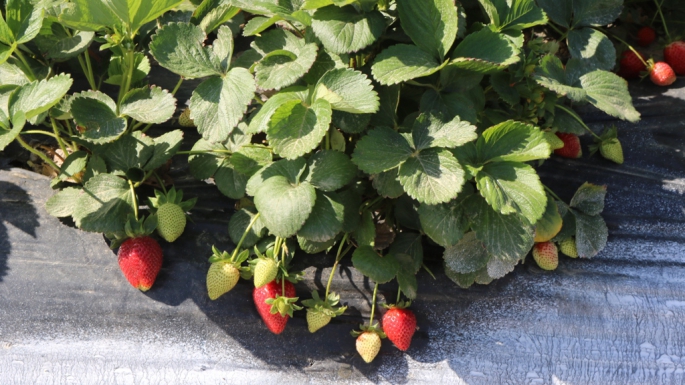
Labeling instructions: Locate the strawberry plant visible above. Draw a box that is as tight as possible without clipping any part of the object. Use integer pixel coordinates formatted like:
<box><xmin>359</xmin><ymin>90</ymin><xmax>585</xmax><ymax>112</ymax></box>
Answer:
<box><xmin>0</xmin><ymin>0</ymin><xmax>643</xmax><ymax>362</ymax></box>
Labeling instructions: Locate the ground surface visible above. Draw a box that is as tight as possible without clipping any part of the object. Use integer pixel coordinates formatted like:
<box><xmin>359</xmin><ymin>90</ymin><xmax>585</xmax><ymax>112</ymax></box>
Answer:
<box><xmin>1</xmin><ymin>79</ymin><xmax>685</xmax><ymax>385</ymax></box>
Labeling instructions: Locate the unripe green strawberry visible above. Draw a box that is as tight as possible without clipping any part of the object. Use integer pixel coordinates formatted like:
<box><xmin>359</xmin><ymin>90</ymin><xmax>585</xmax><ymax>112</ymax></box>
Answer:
<box><xmin>306</xmin><ymin>309</ymin><xmax>331</xmax><ymax>333</ymax></box>
<box><xmin>558</xmin><ymin>237</ymin><xmax>579</xmax><ymax>258</ymax></box>
<box><xmin>206</xmin><ymin>261</ymin><xmax>240</xmax><ymax>300</ymax></box>
<box><xmin>599</xmin><ymin>139</ymin><xmax>623</xmax><ymax>164</ymax></box>
<box><xmin>156</xmin><ymin>203</ymin><xmax>186</xmax><ymax>242</ymax></box>
<box><xmin>356</xmin><ymin>331</ymin><xmax>382</xmax><ymax>363</ymax></box>
<box><xmin>532</xmin><ymin>241</ymin><xmax>558</xmax><ymax>270</ymax></box>
<box><xmin>254</xmin><ymin>258</ymin><xmax>278</xmax><ymax>288</ymax></box>
<box><xmin>179</xmin><ymin>108</ymin><xmax>194</xmax><ymax>127</ymax></box>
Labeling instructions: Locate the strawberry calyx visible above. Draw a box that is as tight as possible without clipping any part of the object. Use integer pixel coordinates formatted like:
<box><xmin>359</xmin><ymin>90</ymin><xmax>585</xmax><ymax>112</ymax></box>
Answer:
<box><xmin>107</xmin><ymin>214</ymin><xmax>158</xmax><ymax>249</ymax></box>
<box><xmin>383</xmin><ymin>299</ymin><xmax>412</xmax><ymax>310</ymax></box>
<box><xmin>302</xmin><ymin>290</ymin><xmax>347</xmax><ymax>318</ymax></box>
<box><xmin>351</xmin><ymin>322</ymin><xmax>387</xmax><ymax>339</ymax></box>
<box><xmin>148</xmin><ymin>186</ymin><xmax>197</xmax><ymax>213</ymax></box>
<box><xmin>265</xmin><ymin>292</ymin><xmax>302</xmax><ymax>317</ymax></box>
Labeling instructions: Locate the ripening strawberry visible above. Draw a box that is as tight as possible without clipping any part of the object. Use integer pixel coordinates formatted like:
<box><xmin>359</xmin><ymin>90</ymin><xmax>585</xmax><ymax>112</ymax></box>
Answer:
<box><xmin>617</xmin><ymin>50</ymin><xmax>647</xmax><ymax>79</ymax></box>
<box><xmin>117</xmin><ymin>236</ymin><xmax>163</xmax><ymax>291</ymax></box>
<box><xmin>532</xmin><ymin>241</ymin><xmax>558</xmax><ymax>271</ymax></box>
<box><xmin>253</xmin><ymin>258</ymin><xmax>278</xmax><ymax>288</ymax></box>
<box><xmin>306</xmin><ymin>309</ymin><xmax>331</xmax><ymax>333</ymax></box>
<box><xmin>554</xmin><ymin>133</ymin><xmax>582</xmax><ymax>158</ymax></box>
<box><xmin>356</xmin><ymin>331</ymin><xmax>382</xmax><ymax>363</ymax></box>
<box><xmin>253</xmin><ymin>280</ymin><xmax>296</xmax><ymax>334</ymax></box>
<box><xmin>637</xmin><ymin>26</ymin><xmax>656</xmax><ymax>47</ymax></box>
<box><xmin>206</xmin><ymin>261</ymin><xmax>240</xmax><ymax>300</ymax></box>
<box><xmin>558</xmin><ymin>237</ymin><xmax>579</xmax><ymax>258</ymax></box>
<box><xmin>382</xmin><ymin>307</ymin><xmax>417</xmax><ymax>351</ymax></box>
<box><xmin>649</xmin><ymin>61</ymin><xmax>676</xmax><ymax>86</ymax></box>
<box><xmin>156</xmin><ymin>203</ymin><xmax>186</xmax><ymax>242</ymax></box>
<box><xmin>178</xmin><ymin>108</ymin><xmax>194</xmax><ymax>127</ymax></box>
<box><xmin>664</xmin><ymin>41</ymin><xmax>685</xmax><ymax>75</ymax></box>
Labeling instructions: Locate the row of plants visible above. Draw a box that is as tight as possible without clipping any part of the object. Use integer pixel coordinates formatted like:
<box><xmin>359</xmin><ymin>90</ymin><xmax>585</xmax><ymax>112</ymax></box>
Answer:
<box><xmin>0</xmin><ymin>0</ymin><xmax>648</xmax><ymax>362</ymax></box>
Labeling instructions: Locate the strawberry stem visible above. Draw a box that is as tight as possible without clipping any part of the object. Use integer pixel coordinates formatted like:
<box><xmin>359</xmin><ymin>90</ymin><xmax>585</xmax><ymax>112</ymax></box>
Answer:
<box><xmin>543</xmin><ymin>185</ymin><xmax>568</xmax><ymax>207</ymax></box>
<box><xmin>654</xmin><ymin>0</ymin><xmax>672</xmax><ymax>42</ymax></box>
<box><xmin>128</xmin><ymin>179</ymin><xmax>139</xmax><ymax>221</ymax></box>
<box><xmin>153</xmin><ymin>172</ymin><xmax>167</xmax><ymax>194</ymax></box>
<box><xmin>50</xmin><ymin>118</ymin><xmax>69</xmax><ymax>157</ymax></box>
<box><xmin>369</xmin><ymin>282</ymin><xmax>379</xmax><ymax>325</ymax></box>
<box><xmin>596</xmin><ymin>27</ymin><xmax>649</xmax><ymax>68</ymax></box>
<box><xmin>231</xmin><ymin>212</ymin><xmax>262</xmax><ymax>260</ymax></box>
<box><xmin>555</xmin><ymin>104</ymin><xmax>603</xmax><ymax>140</ymax></box>
<box><xmin>325</xmin><ymin>233</ymin><xmax>352</xmax><ymax>298</ymax></box>
<box><xmin>15</xmin><ymin>136</ymin><xmax>60</xmax><ymax>172</ymax></box>
<box><xmin>396</xmin><ymin>286</ymin><xmax>401</xmax><ymax>303</ymax></box>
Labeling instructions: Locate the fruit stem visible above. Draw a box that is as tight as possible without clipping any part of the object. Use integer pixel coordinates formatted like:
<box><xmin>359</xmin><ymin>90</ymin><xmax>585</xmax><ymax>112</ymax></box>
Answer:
<box><xmin>325</xmin><ymin>233</ymin><xmax>352</xmax><ymax>298</ymax></box>
<box><xmin>128</xmin><ymin>179</ymin><xmax>139</xmax><ymax>220</ymax></box>
<box><xmin>654</xmin><ymin>0</ymin><xmax>672</xmax><ymax>42</ymax></box>
<box><xmin>396</xmin><ymin>286</ymin><xmax>401</xmax><ymax>303</ymax></box>
<box><xmin>153</xmin><ymin>172</ymin><xmax>167</xmax><ymax>194</ymax></box>
<box><xmin>171</xmin><ymin>76</ymin><xmax>184</xmax><ymax>96</ymax></box>
<box><xmin>15</xmin><ymin>136</ymin><xmax>60</xmax><ymax>172</ymax></box>
<box><xmin>359</xmin><ymin>195</ymin><xmax>383</xmax><ymax>214</ymax></box>
<box><xmin>50</xmin><ymin>118</ymin><xmax>69</xmax><ymax>157</ymax></box>
<box><xmin>596</xmin><ymin>27</ymin><xmax>649</xmax><ymax>68</ymax></box>
<box><xmin>13</xmin><ymin>49</ymin><xmax>37</xmax><ymax>82</ymax></box>
<box><xmin>406</xmin><ymin>80</ymin><xmax>440</xmax><ymax>91</ymax></box>
<box><xmin>285</xmin><ymin>20</ymin><xmax>304</xmax><ymax>38</ymax></box>
<box><xmin>555</xmin><ymin>104</ymin><xmax>602</xmax><ymax>141</ymax></box>
<box><xmin>231</xmin><ymin>212</ymin><xmax>262</xmax><ymax>260</ymax></box>
<box><xmin>543</xmin><ymin>185</ymin><xmax>568</xmax><ymax>207</ymax></box>
<box><xmin>77</xmin><ymin>53</ymin><xmax>97</xmax><ymax>91</ymax></box>
<box><xmin>369</xmin><ymin>282</ymin><xmax>379</xmax><ymax>325</ymax></box>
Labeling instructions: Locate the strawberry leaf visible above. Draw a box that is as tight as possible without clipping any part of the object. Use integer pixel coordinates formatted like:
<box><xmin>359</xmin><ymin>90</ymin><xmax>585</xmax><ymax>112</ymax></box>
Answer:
<box><xmin>371</xmin><ymin>169</ymin><xmax>404</xmax><ymax>199</ymax></box>
<box><xmin>443</xmin><ymin>232</ymin><xmax>490</xmax><ymax>274</ymax></box>
<box><xmin>70</xmin><ymin>91</ymin><xmax>127</xmax><ymax>144</ymax></box>
<box><xmin>252</xmin><ymin>29</ymin><xmax>318</xmax><ymax>90</ymax></box>
<box><xmin>228</xmin><ymin>207</ymin><xmax>267</xmax><ymax>249</ymax></box>
<box><xmin>389</xmin><ymin>232</ymin><xmax>424</xmax><ymax>274</ymax></box>
<box><xmin>418</xmin><ymin>193</ymin><xmax>471</xmax><ymax>248</ymax></box>
<box><xmin>144</xmin><ymin>129</ymin><xmax>184</xmax><ymax>171</ymax></box>
<box><xmin>351</xmin><ymin>246</ymin><xmax>400</xmax><ymax>284</ymax></box>
<box><xmin>246</xmin><ymin>158</ymin><xmax>308</xmax><ymax>196</ymax></box>
<box><xmin>398</xmin><ymin>148</ymin><xmax>466</xmax><ymax>205</ymax></box>
<box><xmin>5</xmin><ymin>0</ymin><xmax>44</xmax><ymax>44</ymax></box>
<box><xmin>449</xmin><ymin>28</ymin><xmax>520</xmax><ymax>73</ymax></box>
<box><xmin>188</xmin><ymin>138</ymin><xmax>226</xmax><ymax>180</ymax></box>
<box><xmin>371</xmin><ymin>44</ymin><xmax>444</xmax><ymax>86</ymax></box>
<box><xmin>352</xmin><ymin>126</ymin><xmax>413</xmax><ymax>174</ymax></box>
<box><xmin>58</xmin><ymin>151</ymin><xmax>88</xmax><ymax>181</ymax></box>
<box><xmin>120</xmin><ymin>86</ymin><xmax>176</xmax><ymax>124</ymax></box>
<box><xmin>8</xmin><ymin>73</ymin><xmax>73</xmax><ymax>123</ymax></box>
<box><xmin>311</xmin><ymin>5</ymin><xmax>385</xmax><ymax>54</ymax></box>
<box><xmin>312</xmin><ymin>68</ymin><xmax>379</xmax><ymax>114</ymax></box>
<box><xmin>533</xmin><ymin>55</ymin><xmax>587</xmax><ymax>101</ymax></box>
<box><xmin>567</xmin><ymin>28</ymin><xmax>615</xmax><ymax>72</ymax></box>
<box><xmin>395</xmin><ymin>253</ymin><xmax>418</xmax><ymax>300</ymax></box>
<box><xmin>573</xmin><ymin>212</ymin><xmax>608</xmax><ymax>258</ymax></box>
<box><xmin>476</xmin><ymin>120</ymin><xmax>551</xmax><ymax>163</ymax></box>
<box><xmin>412</xmin><ymin>111</ymin><xmax>477</xmax><ymax>151</ymax></box>
<box><xmin>246</xmin><ymin>86</ymin><xmax>308</xmax><ymax>134</ymax></box>
<box><xmin>396</xmin><ymin>0</ymin><xmax>458</xmax><ymax>60</ymax></box>
<box><xmin>479</xmin><ymin>0</ymin><xmax>547</xmax><ymax>32</ymax></box>
<box><xmin>305</xmin><ymin>150</ymin><xmax>358</xmax><ymax>192</ymax></box>
<box><xmin>297</xmin><ymin>190</ymin><xmax>345</xmax><ymax>242</ymax></box>
<box><xmin>0</xmin><ymin>114</ymin><xmax>24</xmax><ymax>151</ymax></box>
<box><xmin>71</xmin><ymin>173</ymin><xmax>135</xmax><ymax>233</ymax></box>
<box><xmin>569</xmin><ymin>182</ymin><xmax>607</xmax><ymax>216</ymax></box>
<box><xmin>230</xmin><ymin>145</ymin><xmax>272</xmax><ymax>177</ymax></box>
<box><xmin>579</xmin><ymin>70</ymin><xmax>640</xmax><ymax>123</ymax></box>
<box><xmin>215</xmin><ymin>160</ymin><xmax>249</xmax><ymax>199</ymax></box>
<box><xmin>354</xmin><ymin>210</ymin><xmax>376</xmax><ymax>248</ymax></box>
<box><xmin>253</xmin><ymin>176</ymin><xmax>317</xmax><ymax>238</ymax></box>
<box><xmin>298</xmin><ymin>235</ymin><xmax>337</xmax><ymax>254</ymax></box>
<box><xmin>149</xmin><ymin>22</ymin><xmax>222</xmax><ymax>78</ymax></box>
<box><xmin>266</xmin><ymin>98</ymin><xmax>332</xmax><ymax>159</ymax></box>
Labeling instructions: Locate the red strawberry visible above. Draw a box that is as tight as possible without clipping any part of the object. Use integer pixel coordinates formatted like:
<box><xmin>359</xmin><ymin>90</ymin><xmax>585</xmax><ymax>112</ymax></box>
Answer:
<box><xmin>382</xmin><ymin>306</ymin><xmax>417</xmax><ymax>351</ymax></box>
<box><xmin>117</xmin><ymin>236</ymin><xmax>163</xmax><ymax>291</ymax></box>
<box><xmin>637</xmin><ymin>26</ymin><xmax>656</xmax><ymax>47</ymax></box>
<box><xmin>253</xmin><ymin>280</ymin><xmax>296</xmax><ymax>334</ymax></box>
<box><xmin>649</xmin><ymin>61</ymin><xmax>676</xmax><ymax>86</ymax></box>
<box><xmin>554</xmin><ymin>133</ymin><xmax>582</xmax><ymax>158</ymax></box>
<box><xmin>532</xmin><ymin>241</ymin><xmax>558</xmax><ymax>271</ymax></box>
<box><xmin>664</xmin><ymin>41</ymin><xmax>685</xmax><ymax>75</ymax></box>
<box><xmin>617</xmin><ymin>50</ymin><xmax>646</xmax><ymax>79</ymax></box>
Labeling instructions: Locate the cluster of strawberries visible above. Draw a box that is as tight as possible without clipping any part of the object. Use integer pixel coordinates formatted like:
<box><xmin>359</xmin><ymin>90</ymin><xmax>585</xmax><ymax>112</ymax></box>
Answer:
<box><xmin>618</xmin><ymin>26</ymin><xmax>684</xmax><ymax>86</ymax></box>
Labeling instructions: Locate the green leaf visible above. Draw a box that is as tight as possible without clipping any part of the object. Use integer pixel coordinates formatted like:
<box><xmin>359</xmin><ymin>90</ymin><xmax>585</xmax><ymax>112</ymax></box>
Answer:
<box><xmin>104</xmin><ymin>52</ymin><xmax>150</xmax><ymax>86</ymax></box>
<box><xmin>371</xmin><ymin>168</ymin><xmax>404</xmax><ymax>199</ymax></box>
<box><xmin>396</xmin><ymin>0</ymin><xmax>458</xmax><ymax>60</ymax></box>
<box><xmin>338</xmin><ymin>188</ymin><xmax>361</xmax><ymax>233</ymax></box>
<box><xmin>0</xmin><ymin>12</ymin><xmax>13</xmax><ymax>46</ymax></box>
<box><xmin>480</xmin><ymin>0</ymin><xmax>547</xmax><ymax>31</ymax></box>
<box><xmin>83</xmin><ymin>155</ymin><xmax>107</xmax><ymax>183</ymax></box>
<box><xmin>398</xmin><ymin>148</ymin><xmax>465</xmax><ymax>205</ymax></box>
<box><xmin>311</xmin><ymin>6</ymin><xmax>385</xmax><ymax>54</ymax></box>
<box><xmin>468</xmin><ymin>196</ymin><xmax>534</xmax><ymax>263</ymax></box>
<box><xmin>535</xmin><ymin>0</ymin><xmax>572</xmax><ymax>27</ymax></box>
<box><xmin>569</xmin><ymin>182</ymin><xmax>606</xmax><ymax>216</ymax></box>
<box><xmin>70</xmin><ymin>91</ymin><xmax>126</xmax><ymax>144</ymax></box>
<box><xmin>149</xmin><ymin>22</ymin><xmax>221</xmax><ymax>79</ymax></box>
<box><xmin>215</xmin><ymin>160</ymin><xmax>248</xmax><ymax>199</ymax></box>
<box><xmin>312</xmin><ymin>68</ymin><xmax>379</xmax><ymax>114</ymax></box>
<box><xmin>332</xmin><ymin>110</ymin><xmax>371</xmax><ymax>134</ymax></box>
<box><xmin>490</xmin><ymin>72</ymin><xmax>519</xmax><ymax>106</ymax></box>
<box><xmin>0</xmin><ymin>114</ymin><xmax>24</xmax><ymax>151</ymax></box>
<box><xmin>420</xmin><ymin>89</ymin><xmax>478</xmax><ymax>124</ymax></box>
<box><xmin>36</xmin><ymin>28</ymin><xmax>95</xmax><ymax>61</ymax></box>
<box><xmin>266</xmin><ymin>98</ymin><xmax>332</xmax><ymax>159</ymax></box>
<box><xmin>371</xmin><ymin>44</ymin><xmax>443</xmax><ymax>86</ymax></box>
<box><xmin>8</xmin><ymin>73</ymin><xmax>72</xmax><ymax>122</ymax></box>
<box><xmin>412</xmin><ymin>111</ymin><xmax>477</xmax><ymax>151</ymax></box>
<box><xmin>253</xmin><ymin>176</ymin><xmax>317</xmax><ymax>238</ymax></box>
<box><xmin>419</xmin><ymin>197</ymin><xmax>470</xmax><ymax>248</ymax></box>
<box><xmin>553</xmin><ymin>106</ymin><xmax>586</xmax><ymax>135</ymax></box>
<box><xmin>573</xmin><ymin>212</ymin><xmax>608</xmax><ymax>258</ymax></box>
<box><xmin>352</xmin><ymin>126</ymin><xmax>413</xmax><ymax>174</ymax></box>
<box><xmin>370</xmin><ymin>85</ymin><xmax>400</xmax><ymax>127</ymax></box>
<box><xmin>6</xmin><ymin>0</ymin><xmax>44</xmax><ymax>44</ymax></box>
<box><xmin>211</xmin><ymin>25</ymin><xmax>235</xmax><ymax>74</ymax></box>
<box><xmin>396</xmin><ymin>256</ymin><xmax>418</xmax><ymax>300</ymax></box>
<box><xmin>246</xmin><ymin>86</ymin><xmax>307</xmax><ymax>134</ymax></box>
<box><xmin>351</xmin><ymin>246</ymin><xmax>399</xmax><ymax>284</ymax></box>
<box><xmin>534</xmin><ymin>194</ymin><xmax>563</xmax><ymax>242</ymax></box>
<box><xmin>144</xmin><ymin>129</ymin><xmax>184</xmax><ymax>171</ymax></box>
<box><xmin>389</xmin><ymin>232</ymin><xmax>424</xmax><ymax>274</ymax></box>
<box><xmin>533</xmin><ymin>55</ymin><xmax>587</xmax><ymax>101</ymax></box>
<box><xmin>443</xmin><ymin>232</ymin><xmax>489</xmax><ymax>274</ymax></box>
<box><xmin>475</xmin><ymin>161</ymin><xmax>546</xmax><ymax>223</ymax></box>
<box><xmin>120</xmin><ymin>86</ymin><xmax>176</xmax><ymax>124</ymax></box>
<box><xmin>354</xmin><ymin>210</ymin><xmax>375</xmax><ymax>247</ymax></box>
<box><xmin>298</xmin><ymin>236</ymin><xmax>337</xmax><ymax>254</ymax></box>
<box><xmin>188</xmin><ymin>138</ymin><xmax>226</xmax><ymax>180</ymax></box>
<box><xmin>567</xmin><ymin>28</ymin><xmax>615</xmax><ymax>72</ymax></box>
<box><xmin>450</xmin><ymin>28</ymin><xmax>520</xmax><ymax>73</ymax></box>
<box><xmin>246</xmin><ymin>158</ymin><xmax>307</xmax><ymax>196</ymax></box>
<box><xmin>99</xmin><ymin>132</ymin><xmax>154</xmax><ymax>174</ymax></box>
<box><xmin>71</xmin><ymin>173</ymin><xmax>135</xmax><ymax>233</ymax></box>
<box><xmin>572</xmin><ymin>0</ymin><xmax>623</xmax><ymax>27</ymax></box>
<box><xmin>579</xmin><ymin>70</ymin><xmax>640</xmax><ymax>123</ymax></box>
<box><xmin>59</xmin><ymin>0</ymin><xmax>119</xmax><ymax>31</ymax></box>
<box><xmin>59</xmin><ymin>151</ymin><xmax>88</xmax><ymax>181</ymax></box>
<box><xmin>45</xmin><ymin>187</ymin><xmax>82</xmax><ymax>218</ymax></box>
<box><xmin>243</xmin><ymin>15</ymin><xmax>280</xmax><ymax>36</ymax></box>
<box><xmin>198</xmin><ymin>4</ymin><xmax>240</xmax><ymax>34</ymax></box>
<box><xmin>252</xmin><ymin>29</ymin><xmax>318</xmax><ymax>90</ymax></box>
<box><xmin>228</xmin><ymin>207</ymin><xmax>267</xmax><ymax>249</ymax></box>
<box><xmin>477</xmin><ymin>120</ymin><xmax>551</xmax><ymax>163</ymax></box>
<box><xmin>305</xmin><ymin>150</ymin><xmax>357</xmax><ymax>192</ymax></box>
<box><xmin>102</xmin><ymin>0</ymin><xmax>183</xmax><ymax>33</ymax></box>
<box><xmin>189</xmin><ymin>68</ymin><xmax>256</xmax><ymax>143</ymax></box>
<box><xmin>230</xmin><ymin>145</ymin><xmax>272</xmax><ymax>177</ymax></box>
<box><xmin>298</xmin><ymin>190</ymin><xmax>345</xmax><ymax>242</ymax></box>
<box><xmin>395</xmin><ymin>194</ymin><xmax>422</xmax><ymax>231</ymax></box>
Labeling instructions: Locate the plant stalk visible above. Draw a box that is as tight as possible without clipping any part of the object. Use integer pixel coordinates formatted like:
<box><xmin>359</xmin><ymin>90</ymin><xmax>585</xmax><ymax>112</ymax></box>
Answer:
<box><xmin>50</xmin><ymin>118</ymin><xmax>69</xmax><ymax>156</ymax></box>
<box><xmin>231</xmin><ymin>213</ymin><xmax>262</xmax><ymax>260</ymax></box>
<box><xmin>16</xmin><ymin>136</ymin><xmax>60</xmax><ymax>172</ymax></box>
<box><xmin>324</xmin><ymin>234</ymin><xmax>351</xmax><ymax>298</ymax></box>
<box><xmin>369</xmin><ymin>282</ymin><xmax>379</xmax><ymax>325</ymax></box>
<box><xmin>128</xmin><ymin>179</ymin><xmax>139</xmax><ymax>220</ymax></box>
<box><xmin>555</xmin><ymin>104</ymin><xmax>602</xmax><ymax>140</ymax></box>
